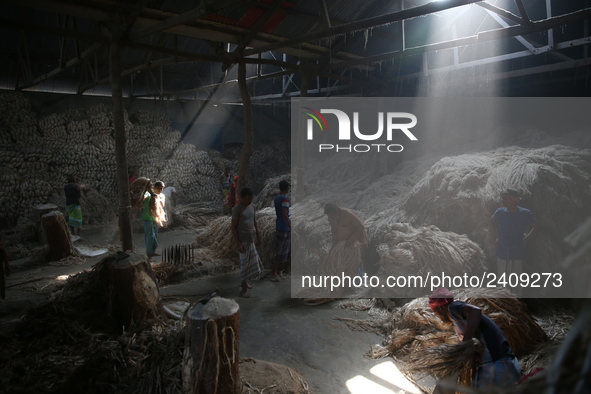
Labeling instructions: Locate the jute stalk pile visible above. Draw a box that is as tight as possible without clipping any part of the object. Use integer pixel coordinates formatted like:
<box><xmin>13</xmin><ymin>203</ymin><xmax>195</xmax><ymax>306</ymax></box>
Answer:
<box><xmin>172</xmin><ymin>202</ymin><xmax>222</xmax><ymax>228</ymax></box>
<box><xmin>0</xmin><ymin>255</ymin><xmax>186</xmax><ymax>393</ymax></box>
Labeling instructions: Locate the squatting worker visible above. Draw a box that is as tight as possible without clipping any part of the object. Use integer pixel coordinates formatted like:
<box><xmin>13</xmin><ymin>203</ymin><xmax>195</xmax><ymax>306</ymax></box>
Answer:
<box><xmin>231</xmin><ymin>187</ymin><xmax>262</xmax><ymax>298</ymax></box>
<box><xmin>429</xmin><ymin>287</ymin><xmax>520</xmax><ymax>389</ymax></box>
<box><xmin>323</xmin><ymin>203</ymin><xmax>368</xmax><ymax>274</ymax></box>
<box><xmin>64</xmin><ymin>175</ymin><xmax>82</xmax><ymax>236</ymax></box>
<box><xmin>272</xmin><ymin>180</ymin><xmax>291</xmax><ymax>282</ymax></box>
<box><xmin>489</xmin><ymin>188</ymin><xmax>537</xmax><ymax>296</ymax></box>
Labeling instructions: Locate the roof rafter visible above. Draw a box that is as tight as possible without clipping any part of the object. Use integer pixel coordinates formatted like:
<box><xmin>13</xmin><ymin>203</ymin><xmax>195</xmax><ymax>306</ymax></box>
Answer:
<box><xmin>242</xmin><ymin>0</ymin><xmax>484</xmax><ymax>56</ymax></box>
<box><xmin>326</xmin><ymin>6</ymin><xmax>591</xmax><ymax>71</ymax></box>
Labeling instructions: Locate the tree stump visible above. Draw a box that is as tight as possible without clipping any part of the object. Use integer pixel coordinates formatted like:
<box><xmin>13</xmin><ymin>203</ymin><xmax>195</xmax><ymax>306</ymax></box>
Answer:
<box><xmin>183</xmin><ymin>297</ymin><xmax>240</xmax><ymax>394</ymax></box>
<box><xmin>110</xmin><ymin>253</ymin><xmax>164</xmax><ymax>328</ymax></box>
<box><xmin>35</xmin><ymin>203</ymin><xmax>58</xmax><ymax>243</ymax></box>
<box><xmin>41</xmin><ymin>211</ymin><xmax>76</xmax><ymax>261</ymax></box>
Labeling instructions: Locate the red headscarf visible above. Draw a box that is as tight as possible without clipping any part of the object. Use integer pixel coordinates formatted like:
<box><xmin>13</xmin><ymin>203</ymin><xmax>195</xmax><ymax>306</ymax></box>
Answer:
<box><xmin>428</xmin><ymin>287</ymin><xmax>454</xmax><ymax>309</ymax></box>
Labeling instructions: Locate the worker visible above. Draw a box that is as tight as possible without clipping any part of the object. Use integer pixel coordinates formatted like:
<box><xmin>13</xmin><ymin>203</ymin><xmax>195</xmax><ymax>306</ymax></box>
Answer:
<box><xmin>429</xmin><ymin>287</ymin><xmax>521</xmax><ymax>389</ymax></box>
<box><xmin>162</xmin><ymin>182</ymin><xmax>177</xmax><ymax>226</ymax></box>
<box><xmin>227</xmin><ymin>175</ymin><xmax>238</xmax><ymax>211</ymax></box>
<box><xmin>64</xmin><ymin>175</ymin><xmax>82</xmax><ymax>236</ymax></box>
<box><xmin>142</xmin><ymin>179</ymin><xmax>167</xmax><ymax>260</ymax></box>
<box><xmin>490</xmin><ymin>188</ymin><xmax>538</xmax><ymax>296</ymax></box>
<box><xmin>323</xmin><ymin>203</ymin><xmax>368</xmax><ymax>274</ymax></box>
<box><xmin>272</xmin><ymin>180</ymin><xmax>291</xmax><ymax>282</ymax></box>
<box><xmin>231</xmin><ymin>187</ymin><xmax>262</xmax><ymax>298</ymax></box>
<box><xmin>220</xmin><ymin>167</ymin><xmax>232</xmax><ymax>214</ymax></box>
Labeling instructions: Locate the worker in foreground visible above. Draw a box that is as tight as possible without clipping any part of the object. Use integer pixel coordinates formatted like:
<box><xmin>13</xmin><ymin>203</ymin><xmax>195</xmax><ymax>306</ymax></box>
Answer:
<box><xmin>428</xmin><ymin>287</ymin><xmax>521</xmax><ymax>389</ymax></box>
<box><xmin>231</xmin><ymin>187</ymin><xmax>262</xmax><ymax>297</ymax></box>
<box><xmin>324</xmin><ymin>203</ymin><xmax>367</xmax><ymax>274</ymax></box>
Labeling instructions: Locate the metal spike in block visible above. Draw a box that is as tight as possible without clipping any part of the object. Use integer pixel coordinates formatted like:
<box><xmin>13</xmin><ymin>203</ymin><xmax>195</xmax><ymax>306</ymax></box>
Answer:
<box><xmin>162</xmin><ymin>243</ymin><xmax>194</xmax><ymax>266</ymax></box>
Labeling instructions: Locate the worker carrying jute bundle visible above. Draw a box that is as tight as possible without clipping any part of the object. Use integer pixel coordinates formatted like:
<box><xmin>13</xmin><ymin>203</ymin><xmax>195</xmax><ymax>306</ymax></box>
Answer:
<box><xmin>429</xmin><ymin>287</ymin><xmax>521</xmax><ymax>391</ymax></box>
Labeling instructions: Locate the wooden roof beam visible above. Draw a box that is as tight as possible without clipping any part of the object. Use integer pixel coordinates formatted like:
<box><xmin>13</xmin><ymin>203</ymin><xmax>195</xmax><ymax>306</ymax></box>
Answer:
<box><xmin>19</xmin><ymin>42</ymin><xmax>103</xmax><ymax>90</ymax></box>
<box><xmin>129</xmin><ymin>0</ymin><xmax>248</xmax><ymax>40</ymax></box>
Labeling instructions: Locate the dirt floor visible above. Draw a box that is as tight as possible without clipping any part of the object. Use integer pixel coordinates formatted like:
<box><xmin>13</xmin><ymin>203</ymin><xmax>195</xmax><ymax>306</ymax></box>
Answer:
<box><xmin>1</xmin><ymin>224</ymin><xmax>429</xmax><ymax>394</ymax></box>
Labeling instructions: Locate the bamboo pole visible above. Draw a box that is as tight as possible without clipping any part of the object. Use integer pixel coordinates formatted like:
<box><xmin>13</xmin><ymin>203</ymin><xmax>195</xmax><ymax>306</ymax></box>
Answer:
<box><xmin>110</xmin><ymin>42</ymin><xmax>134</xmax><ymax>252</ymax></box>
<box><xmin>295</xmin><ymin>72</ymin><xmax>309</xmax><ymax>204</ymax></box>
<box><xmin>236</xmin><ymin>61</ymin><xmax>253</xmax><ymax>196</ymax></box>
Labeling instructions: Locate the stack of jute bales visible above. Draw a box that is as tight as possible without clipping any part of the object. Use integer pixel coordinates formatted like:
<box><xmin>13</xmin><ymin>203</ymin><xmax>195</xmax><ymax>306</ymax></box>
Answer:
<box><xmin>214</xmin><ymin>139</ymin><xmax>291</xmax><ymax>194</ymax></box>
<box><xmin>0</xmin><ymin>92</ymin><xmax>221</xmax><ymax>224</ymax></box>
<box><xmin>126</xmin><ymin>109</ymin><xmax>219</xmax><ymax>204</ymax></box>
<box><xmin>403</xmin><ymin>146</ymin><xmax>591</xmax><ymax>272</ymax></box>
<box><xmin>0</xmin><ymin>91</ymin><xmax>50</xmax><ymax>220</ymax></box>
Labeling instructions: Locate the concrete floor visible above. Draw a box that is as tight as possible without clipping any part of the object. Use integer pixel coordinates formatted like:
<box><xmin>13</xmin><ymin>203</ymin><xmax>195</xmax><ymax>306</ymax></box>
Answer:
<box><xmin>2</xmin><ymin>225</ymin><xmax>426</xmax><ymax>394</ymax></box>
<box><xmin>161</xmin><ymin>273</ymin><xmax>424</xmax><ymax>394</ymax></box>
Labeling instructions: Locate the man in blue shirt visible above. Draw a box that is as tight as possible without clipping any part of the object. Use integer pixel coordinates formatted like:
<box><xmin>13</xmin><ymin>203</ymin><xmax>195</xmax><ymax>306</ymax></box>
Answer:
<box><xmin>272</xmin><ymin>180</ymin><xmax>291</xmax><ymax>282</ymax></box>
<box><xmin>64</xmin><ymin>175</ymin><xmax>82</xmax><ymax>236</ymax></box>
<box><xmin>490</xmin><ymin>188</ymin><xmax>538</xmax><ymax>296</ymax></box>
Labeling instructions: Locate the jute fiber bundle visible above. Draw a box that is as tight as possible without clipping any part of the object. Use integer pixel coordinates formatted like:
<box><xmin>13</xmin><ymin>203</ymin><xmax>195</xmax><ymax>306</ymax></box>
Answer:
<box><xmin>173</xmin><ymin>202</ymin><xmax>222</xmax><ymax>228</ymax></box>
<box><xmin>130</xmin><ymin>177</ymin><xmax>152</xmax><ymax>210</ymax></box>
<box><xmin>293</xmin><ymin>201</ymin><xmax>362</xmax><ymax>301</ymax></box>
<box><xmin>290</xmin><ymin>201</ymin><xmax>331</xmax><ymax>276</ymax></box>
<box><xmin>404</xmin><ymin>338</ymin><xmax>484</xmax><ymax>386</ymax></box>
<box><xmin>371</xmin><ymin>222</ymin><xmax>487</xmax><ymax>281</ymax></box>
<box><xmin>455</xmin><ymin>288</ymin><xmax>548</xmax><ymax>357</ymax></box>
<box><xmin>129</xmin><ymin>178</ymin><xmax>166</xmax><ymax>227</ymax></box>
<box><xmin>194</xmin><ymin>216</ymin><xmax>235</xmax><ymax>260</ymax></box>
<box><xmin>253</xmin><ymin>173</ymin><xmax>293</xmax><ymax>209</ymax></box>
<box><xmin>517</xmin><ymin>308</ymin><xmax>574</xmax><ymax>376</ymax></box>
<box><xmin>193</xmin><ymin>207</ymin><xmax>278</xmax><ymax>268</ymax></box>
<box><xmin>299</xmin><ymin>241</ymin><xmax>363</xmax><ymax>300</ymax></box>
<box><xmin>404</xmin><ymin>146</ymin><xmax>591</xmax><ymax>272</ymax></box>
<box><xmin>255</xmin><ymin>208</ymin><xmax>281</xmax><ymax>267</ymax></box>
<box><xmin>319</xmin><ymin>241</ymin><xmax>361</xmax><ymax>276</ymax></box>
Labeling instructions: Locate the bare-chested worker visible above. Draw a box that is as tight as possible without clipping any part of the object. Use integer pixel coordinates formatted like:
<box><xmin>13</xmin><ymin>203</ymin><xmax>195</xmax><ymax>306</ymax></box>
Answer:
<box><xmin>324</xmin><ymin>203</ymin><xmax>368</xmax><ymax>274</ymax></box>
